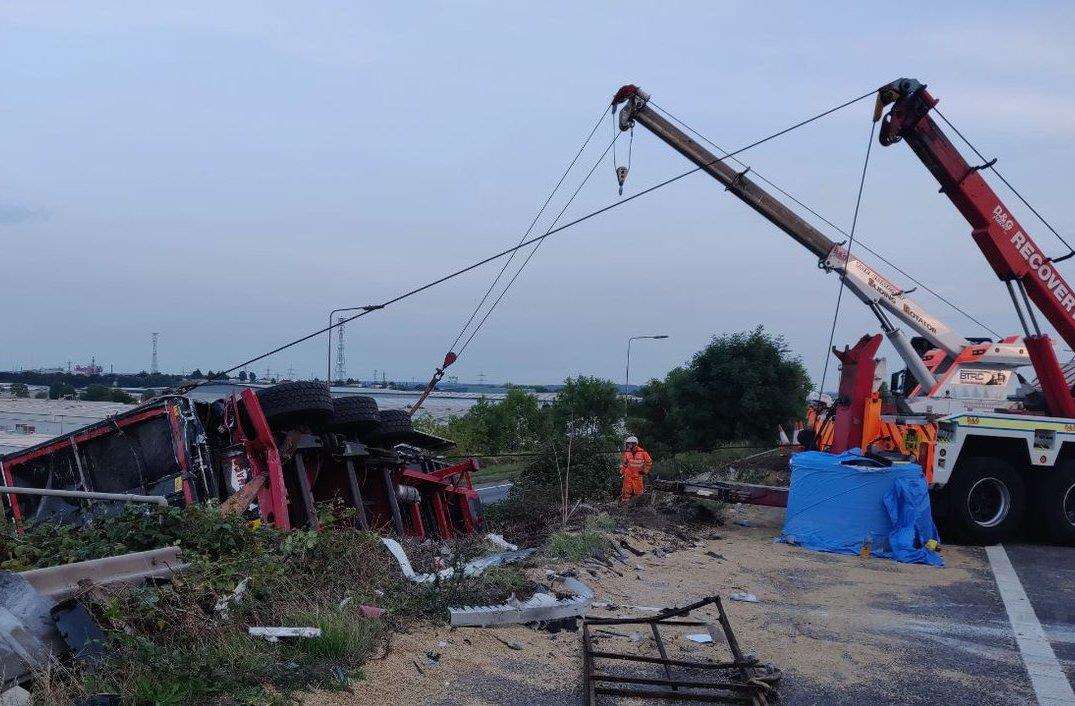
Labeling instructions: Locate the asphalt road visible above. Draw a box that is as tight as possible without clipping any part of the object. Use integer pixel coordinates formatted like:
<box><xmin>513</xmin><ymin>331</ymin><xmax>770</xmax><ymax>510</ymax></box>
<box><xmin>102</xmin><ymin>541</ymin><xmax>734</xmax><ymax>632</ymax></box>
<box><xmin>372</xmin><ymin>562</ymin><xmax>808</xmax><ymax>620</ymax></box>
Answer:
<box><xmin>477</xmin><ymin>481</ymin><xmax>512</xmax><ymax>505</ymax></box>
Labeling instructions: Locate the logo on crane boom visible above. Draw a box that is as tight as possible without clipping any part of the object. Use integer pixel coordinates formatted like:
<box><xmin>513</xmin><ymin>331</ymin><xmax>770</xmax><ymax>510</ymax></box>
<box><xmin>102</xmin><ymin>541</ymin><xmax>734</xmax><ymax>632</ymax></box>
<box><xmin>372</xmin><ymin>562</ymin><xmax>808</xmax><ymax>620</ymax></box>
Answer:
<box><xmin>999</xmin><ymin>205</ymin><xmax>1075</xmax><ymax>314</ymax></box>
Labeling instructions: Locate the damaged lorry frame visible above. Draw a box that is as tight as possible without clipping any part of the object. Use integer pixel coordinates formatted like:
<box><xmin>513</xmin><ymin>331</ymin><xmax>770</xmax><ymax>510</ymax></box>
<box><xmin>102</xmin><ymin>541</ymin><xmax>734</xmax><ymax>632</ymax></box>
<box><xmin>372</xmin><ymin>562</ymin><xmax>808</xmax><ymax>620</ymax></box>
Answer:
<box><xmin>0</xmin><ymin>382</ymin><xmax>484</xmax><ymax>539</ymax></box>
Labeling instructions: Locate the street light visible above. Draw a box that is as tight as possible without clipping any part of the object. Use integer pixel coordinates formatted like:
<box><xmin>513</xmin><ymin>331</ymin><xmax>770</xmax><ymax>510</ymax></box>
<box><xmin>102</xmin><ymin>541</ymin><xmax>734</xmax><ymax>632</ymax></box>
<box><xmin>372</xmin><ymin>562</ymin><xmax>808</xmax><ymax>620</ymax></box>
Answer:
<box><xmin>624</xmin><ymin>334</ymin><xmax>669</xmax><ymax>426</ymax></box>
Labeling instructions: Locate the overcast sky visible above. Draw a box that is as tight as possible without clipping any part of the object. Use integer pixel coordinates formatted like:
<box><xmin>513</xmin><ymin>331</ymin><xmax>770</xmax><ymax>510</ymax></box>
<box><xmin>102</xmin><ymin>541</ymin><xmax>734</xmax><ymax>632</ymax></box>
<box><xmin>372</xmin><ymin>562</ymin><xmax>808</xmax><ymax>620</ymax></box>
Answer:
<box><xmin>4</xmin><ymin>2</ymin><xmax>1075</xmax><ymax>386</ymax></box>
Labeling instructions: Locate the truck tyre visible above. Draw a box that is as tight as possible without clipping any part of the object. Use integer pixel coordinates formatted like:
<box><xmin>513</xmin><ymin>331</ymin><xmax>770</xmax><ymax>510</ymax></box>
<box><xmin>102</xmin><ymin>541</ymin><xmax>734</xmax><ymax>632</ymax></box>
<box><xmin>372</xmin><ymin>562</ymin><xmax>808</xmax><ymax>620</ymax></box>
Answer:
<box><xmin>946</xmin><ymin>456</ymin><xmax>1026</xmax><ymax>544</ymax></box>
<box><xmin>255</xmin><ymin>381</ymin><xmax>334</xmax><ymax>431</ymax></box>
<box><xmin>329</xmin><ymin>395</ymin><xmax>381</xmax><ymax>434</ymax></box>
<box><xmin>1034</xmin><ymin>461</ymin><xmax>1075</xmax><ymax>545</ymax></box>
<box><xmin>376</xmin><ymin>409</ymin><xmax>413</xmax><ymax>437</ymax></box>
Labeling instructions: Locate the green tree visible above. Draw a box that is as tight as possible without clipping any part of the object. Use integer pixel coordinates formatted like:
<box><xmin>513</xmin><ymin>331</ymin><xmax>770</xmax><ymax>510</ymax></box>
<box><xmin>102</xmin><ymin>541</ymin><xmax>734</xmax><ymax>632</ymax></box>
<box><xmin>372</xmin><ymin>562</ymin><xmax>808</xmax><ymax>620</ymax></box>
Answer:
<box><xmin>627</xmin><ymin>377</ymin><xmax>679</xmax><ymax>457</ymax></box>
<box><xmin>9</xmin><ymin>383</ymin><xmax>29</xmax><ymax>398</ymax></box>
<box><xmin>662</xmin><ymin>327</ymin><xmax>811</xmax><ymax>448</ymax></box>
<box><xmin>548</xmin><ymin>376</ymin><xmax>621</xmax><ymax>442</ymax></box>
<box><xmin>80</xmin><ymin>385</ymin><xmax>135</xmax><ymax>403</ymax></box>
<box><xmin>49</xmin><ymin>383</ymin><xmax>76</xmax><ymax>399</ymax></box>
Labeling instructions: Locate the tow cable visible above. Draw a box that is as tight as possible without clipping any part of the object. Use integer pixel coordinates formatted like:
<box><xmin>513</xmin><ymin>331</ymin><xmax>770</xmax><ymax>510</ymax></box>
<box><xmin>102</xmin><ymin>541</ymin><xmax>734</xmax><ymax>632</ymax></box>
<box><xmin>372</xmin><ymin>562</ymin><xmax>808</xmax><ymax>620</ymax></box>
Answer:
<box><xmin>408</xmin><ymin>104</ymin><xmax>617</xmax><ymax>415</ymax></box>
<box><xmin>220</xmin><ymin>88</ymin><xmax>878</xmax><ymax>384</ymax></box>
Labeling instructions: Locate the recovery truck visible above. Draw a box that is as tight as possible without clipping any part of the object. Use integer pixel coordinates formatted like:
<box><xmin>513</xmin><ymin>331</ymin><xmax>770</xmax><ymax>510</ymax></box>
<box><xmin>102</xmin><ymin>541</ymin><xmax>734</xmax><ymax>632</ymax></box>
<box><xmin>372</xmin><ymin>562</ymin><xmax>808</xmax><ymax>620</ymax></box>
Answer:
<box><xmin>872</xmin><ymin>78</ymin><xmax>1075</xmax><ymax>544</ymax></box>
<box><xmin>0</xmin><ymin>382</ymin><xmax>483</xmax><ymax>539</ymax></box>
<box><xmin>609</xmin><ymin>85</ymin><xmax>1029</xmax><ymax>497</ymax></box>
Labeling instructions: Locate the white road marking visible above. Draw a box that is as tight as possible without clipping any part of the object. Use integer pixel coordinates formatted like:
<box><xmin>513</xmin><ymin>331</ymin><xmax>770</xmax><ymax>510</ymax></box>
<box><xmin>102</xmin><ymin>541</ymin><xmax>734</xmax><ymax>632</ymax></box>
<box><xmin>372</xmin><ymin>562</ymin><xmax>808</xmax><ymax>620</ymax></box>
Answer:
<box><xmin>986</xmin><ymin>544</ymin><xmax>1075</xmax><ymax>706</ymax></box>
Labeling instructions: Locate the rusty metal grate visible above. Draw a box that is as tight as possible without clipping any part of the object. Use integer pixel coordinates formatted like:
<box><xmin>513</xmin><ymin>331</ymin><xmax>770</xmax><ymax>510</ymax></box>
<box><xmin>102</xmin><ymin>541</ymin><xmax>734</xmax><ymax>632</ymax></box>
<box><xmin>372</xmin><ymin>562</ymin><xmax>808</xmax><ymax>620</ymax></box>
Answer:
<box><xmin>582</xmin><ymin>595</ymin><xmax>780</xmax><ymax>705</ymax></box>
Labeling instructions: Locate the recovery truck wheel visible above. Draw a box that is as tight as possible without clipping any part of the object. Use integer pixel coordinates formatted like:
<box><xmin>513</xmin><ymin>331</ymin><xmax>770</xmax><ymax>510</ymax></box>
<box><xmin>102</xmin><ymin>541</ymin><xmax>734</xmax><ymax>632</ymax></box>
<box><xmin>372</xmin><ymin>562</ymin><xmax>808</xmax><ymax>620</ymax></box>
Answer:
<box><xmin>1033</xmin><ymin>461</ymin><xmax>1075</xmax><ymax>545</ymax></box>
<box><xmin>329</xmin><ymin>395</ymin><xmax>381</xmax><ymax>435</ymax></box>
<box><xmin>255</xmin><ymin>381</ymin><xmax>334</xmax><ymax>431</ymax></box>
<box><xmin>946</xmin><ymin>456</ymin><xmax>1026</xmax><ymax>544</ymax></box>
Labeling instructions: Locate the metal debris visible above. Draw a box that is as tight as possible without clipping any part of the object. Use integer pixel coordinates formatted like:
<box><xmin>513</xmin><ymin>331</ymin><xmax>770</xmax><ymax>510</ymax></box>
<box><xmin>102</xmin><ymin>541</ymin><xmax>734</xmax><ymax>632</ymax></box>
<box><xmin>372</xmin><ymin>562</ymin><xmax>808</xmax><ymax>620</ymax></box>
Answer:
<box><xmin>450</xmin><ymin>574</ymin><xmax>594</xmax><ymax>627</ymax></box>
<box><xmin>581</xmin><ymin>595</ymin><xmax>781</xmax><ymax>705</ymax></box>
<box><xmin>381</xmin><ymin>537</ymin><xmax>534</xmax><ymax>584</ymax></box>
<box><xmin>21</xmin><ymin>546</ymin><xmax>186</xmax><ymax>601</ymax></box>
<box><xmin>248</xmin><ymin>626</ymin><xmax>321</xmax><ymax>642</ymax></box>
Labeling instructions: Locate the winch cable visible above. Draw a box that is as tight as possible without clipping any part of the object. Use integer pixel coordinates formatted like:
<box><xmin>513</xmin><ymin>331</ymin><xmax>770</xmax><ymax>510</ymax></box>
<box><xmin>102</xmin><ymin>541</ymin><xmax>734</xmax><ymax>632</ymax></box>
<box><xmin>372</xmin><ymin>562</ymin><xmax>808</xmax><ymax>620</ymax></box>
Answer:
<box><xmin>649</xmin><ymin>100</ymin><xmax>1001</xmax><ymax>338</ymax></box>
<box><xmin>219</xmin><ymin>88</ymin><xmax>876</xmax><ymax>378</ymax></box>
<box><xmin>411</xmin><ymin>107</ymin><xmax>613</xmax><ymax>415</ymax></box>
<box><xmin>818</xmin><ymin>119</ymin><xmax>878</xmax><ymax>396</ymax></box>
<box><xmin>455</xmin><ymin>128</ymin><xmax>620</xmax><ymax>358</ymax></box>
<box><xmin>448</xmin><ymin>106</ymin><xmax>610</xmax><ymax>355</ymax></box>
<box><xmin>934</xmin><ymin>107</ymin><xmax>1075</xmax><ymax>262</ymax></box>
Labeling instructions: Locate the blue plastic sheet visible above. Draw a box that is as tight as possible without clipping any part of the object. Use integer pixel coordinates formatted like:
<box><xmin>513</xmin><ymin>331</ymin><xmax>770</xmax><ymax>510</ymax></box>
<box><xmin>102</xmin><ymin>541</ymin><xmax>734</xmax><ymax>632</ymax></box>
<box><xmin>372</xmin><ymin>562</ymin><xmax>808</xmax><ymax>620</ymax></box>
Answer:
<box><xmin>780</xmin><ymin>449</ymin><xmax>943</xmax><ymax>566</ymax></box>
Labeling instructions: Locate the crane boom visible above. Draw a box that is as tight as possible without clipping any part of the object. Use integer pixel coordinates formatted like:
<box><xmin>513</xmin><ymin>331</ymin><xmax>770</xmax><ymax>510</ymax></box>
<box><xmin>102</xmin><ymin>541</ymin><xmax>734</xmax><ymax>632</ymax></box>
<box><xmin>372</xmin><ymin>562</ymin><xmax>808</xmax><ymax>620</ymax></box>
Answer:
<box><xmin>875</xmin><ymin>78</ymin><xmax>1075</xmax><ymax>417</ymax></box>
<box><xmin>611</xmin><ymin>85</ymin><xmax>971</xmax><ymax>389</ymax></box>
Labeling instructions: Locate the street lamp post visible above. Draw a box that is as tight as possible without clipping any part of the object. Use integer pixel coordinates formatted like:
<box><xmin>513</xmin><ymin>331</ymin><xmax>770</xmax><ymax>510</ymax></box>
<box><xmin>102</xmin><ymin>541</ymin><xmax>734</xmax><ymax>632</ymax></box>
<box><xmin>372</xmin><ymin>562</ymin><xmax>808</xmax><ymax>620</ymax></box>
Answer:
<box><xmin>624</xmin><ymin>334</ymin><xmax>669</xmax><ymax>427</ymax></box>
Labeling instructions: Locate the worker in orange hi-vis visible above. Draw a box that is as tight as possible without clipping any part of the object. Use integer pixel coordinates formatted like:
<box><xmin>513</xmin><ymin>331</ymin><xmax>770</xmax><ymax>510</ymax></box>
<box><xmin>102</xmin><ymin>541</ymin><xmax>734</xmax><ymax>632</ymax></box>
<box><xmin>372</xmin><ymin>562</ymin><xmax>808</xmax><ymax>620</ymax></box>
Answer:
<box><xmin>619</xmin><ymin>436</ymin><xmax>653</xmax><ymax>503</ymax></box>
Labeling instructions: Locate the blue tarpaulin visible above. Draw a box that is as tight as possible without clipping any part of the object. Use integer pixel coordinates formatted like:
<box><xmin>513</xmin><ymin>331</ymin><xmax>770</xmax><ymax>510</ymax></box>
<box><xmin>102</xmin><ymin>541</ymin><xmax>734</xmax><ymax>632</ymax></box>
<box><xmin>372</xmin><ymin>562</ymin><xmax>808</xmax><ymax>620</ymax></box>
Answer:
<box><xmin>780</xmin><ymin>449</ymin><xmax>943</xmax><ymax>566</ymax></box>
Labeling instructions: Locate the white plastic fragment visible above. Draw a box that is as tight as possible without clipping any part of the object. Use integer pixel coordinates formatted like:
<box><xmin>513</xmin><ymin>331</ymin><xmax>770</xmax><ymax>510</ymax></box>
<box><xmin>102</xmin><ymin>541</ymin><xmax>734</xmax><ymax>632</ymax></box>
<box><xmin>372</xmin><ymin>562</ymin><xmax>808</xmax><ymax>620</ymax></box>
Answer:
<box><xmin>486</xmin><ymin>533</ymin><xmax>519</xmax><ymax>551</ymax></box>
<box><xmin>214</xmin><ymin>577</ymin><xmax>250</xmax><ymax>616</ymax></box>
<box><xmin>729</xmin><ymin>592</ymin><xmax>759</xmax><ymax>603</ymax></box>
<box><xmin>248</xmin><ymin>626</ymin><xmax>321</xmax><ymax>642</ymax></box>
<box><xmin>381</xmin><ymin>537</ymin><xmax>534</xmax><ymax>584</ymax></box>
<box><xmin>687</xmin><ymin>633</ymin><xmax>713</xmax><ymax>644</ymax></box>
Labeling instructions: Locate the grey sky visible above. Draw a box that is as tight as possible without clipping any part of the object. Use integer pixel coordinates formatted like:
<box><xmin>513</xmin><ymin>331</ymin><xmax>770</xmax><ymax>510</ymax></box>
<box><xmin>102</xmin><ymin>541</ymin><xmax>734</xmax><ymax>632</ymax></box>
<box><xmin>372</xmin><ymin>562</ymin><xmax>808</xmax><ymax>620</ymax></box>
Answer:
<box><xmin>4</xmin><ymin>2</ymin><xmax>1075</xmax><ymax>386</ymax></box>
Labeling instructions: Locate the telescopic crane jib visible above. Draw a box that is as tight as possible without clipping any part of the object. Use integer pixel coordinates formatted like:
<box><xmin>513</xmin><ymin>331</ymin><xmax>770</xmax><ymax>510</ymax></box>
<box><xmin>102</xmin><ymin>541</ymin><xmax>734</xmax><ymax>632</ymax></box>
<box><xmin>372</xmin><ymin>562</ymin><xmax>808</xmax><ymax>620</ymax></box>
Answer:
<box><xmin>610</xmin><ymin>84</ymin><xmax>1028</xmax><ymax>415</ymax></box>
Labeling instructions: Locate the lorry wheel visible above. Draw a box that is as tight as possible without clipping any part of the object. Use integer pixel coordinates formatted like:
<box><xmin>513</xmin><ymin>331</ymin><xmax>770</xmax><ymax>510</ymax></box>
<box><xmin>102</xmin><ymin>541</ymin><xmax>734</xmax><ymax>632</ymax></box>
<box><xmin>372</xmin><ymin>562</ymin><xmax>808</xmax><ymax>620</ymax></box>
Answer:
<box><xmin>1034</xmin><ymin>461</ymin><xmax>1075</xmax><ymax>545</ymax></box>
<box><xmin>946</xmin><ymin>457</ymin><xmax>1026</xmax><ymax>544</ymax></box>
<box><xmin>376</xmin><ymin>409</ymin><xmax>413</xmax><ymax>437</ymax></box>
<box><xmin>255</xmin><ymin>381</ymin><xmax>334</xmax><ymax>431</ymax></box>
<box><xmin>329</xmin><ymin>395</ymin><xmax>381</xmax><ymax>435</ymax></box>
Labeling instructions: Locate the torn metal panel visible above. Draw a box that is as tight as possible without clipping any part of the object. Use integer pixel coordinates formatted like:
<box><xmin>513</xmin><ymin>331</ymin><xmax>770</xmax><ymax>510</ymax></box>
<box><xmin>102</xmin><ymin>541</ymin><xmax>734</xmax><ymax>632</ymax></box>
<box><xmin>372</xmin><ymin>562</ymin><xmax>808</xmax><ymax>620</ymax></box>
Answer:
<box><xmin>0</xmin><ymin>572</ymin><xmax>67</xmax><ymax>688</ymax></box>
<box><xmin>381</xmin><ymin>537</ymin><xmax>534</xmax><ymax>584</ymax></box>
<box><xmin>449</xmin><ymin>575</ymin><xmax>594</xmax><ymax>627</ymax></box>
<box><xmin>20</xmin><ymin>547</ymin><xmax>185</xmax><ymax>601</ymax></box>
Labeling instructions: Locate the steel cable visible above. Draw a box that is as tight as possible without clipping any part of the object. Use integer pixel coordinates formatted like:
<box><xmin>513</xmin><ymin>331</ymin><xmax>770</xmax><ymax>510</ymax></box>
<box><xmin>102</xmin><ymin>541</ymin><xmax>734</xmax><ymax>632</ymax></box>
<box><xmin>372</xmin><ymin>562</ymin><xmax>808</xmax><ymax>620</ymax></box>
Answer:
<box><xmin>650</xmin><ymin>101</ymin><xmax>1001</xmax><ymax>338</ymax></box>
<box><xmin>221</xmin><ymin>88</ymin><xmax>876</xmax><ymax>376</ymax></box>
<box><xmin>818</xmin><ymin>119</ymin><xmax>878</xmax><ymax>395</ymax></box>
<box><xmin>447</xmin><ymin>106</ymin><xmax>611</xmax><ymax>354</ymax></box>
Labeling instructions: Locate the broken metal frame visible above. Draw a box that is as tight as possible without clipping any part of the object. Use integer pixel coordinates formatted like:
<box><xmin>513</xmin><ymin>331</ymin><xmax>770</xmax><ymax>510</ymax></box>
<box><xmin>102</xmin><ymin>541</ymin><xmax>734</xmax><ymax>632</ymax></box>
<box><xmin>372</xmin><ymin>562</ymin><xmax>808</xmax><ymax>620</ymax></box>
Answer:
<box><xmin>651</xmin><ymin>478</ymin><xmax>789</xmax><ymax>509</ymax></box>
<box><xmin>582</xmin><ymin>596</ymin><xmax>777</xmax><ymax>705</ymax></box>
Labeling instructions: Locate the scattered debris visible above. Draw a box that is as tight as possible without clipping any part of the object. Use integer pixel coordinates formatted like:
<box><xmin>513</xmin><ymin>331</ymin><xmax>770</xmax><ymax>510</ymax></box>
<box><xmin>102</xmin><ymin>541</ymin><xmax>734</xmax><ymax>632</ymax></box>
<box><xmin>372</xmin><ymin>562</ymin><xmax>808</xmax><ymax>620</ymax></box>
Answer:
<box><xmin>214</xmin><ymin>577</ymin><xmax>250</xmax><ymax>616</ymax></box>
<box><xmin>581</xmin><ymin>595</ymin><xmax>780</xmax><ymax>704</ymax></box>
<box><xmin>358</xmin><ymin>604</ymin><xmax>386</xmax><ymax>619</ymax></box>
<box><xmin>619</xmin><ymin>540</ymin><xmax>646</xmax><ymax>557</ymax></box>
<box><xmin>486</xmin><ymin>533</ymin><xmax>519</xmax><ymax>551</ymax></box>
<box><xmin>705</xmin><ymin>551</ymin><xmax>726</xmax><ymax>560</ymax></box>
<box><xmin>729</xmin><ymin>591</ymin><xmax>759</xmax><ymax>603</ymax></box>
<box><xmin>686</xmin><ymin>633</ymin><xmax>713</xmax><ymax>644</ymax></box>
<box><xmin>449</xmin><ymin>574</ymin><xmax>594</xmax><ymax>627</ymax></box>
<box><xmin>494</xmin><ymin>635</ymin><xmax>524</xmax><ymax>651</ymax></box>
<box><xmin>381</xmin><ymin>538</ymin><xmax>534</xmax><ymax>584</ymax></box>
<box><xmin>248</xmin><ymin>626</ymin><xmax>322</xmax><ymax>642</ymax></box>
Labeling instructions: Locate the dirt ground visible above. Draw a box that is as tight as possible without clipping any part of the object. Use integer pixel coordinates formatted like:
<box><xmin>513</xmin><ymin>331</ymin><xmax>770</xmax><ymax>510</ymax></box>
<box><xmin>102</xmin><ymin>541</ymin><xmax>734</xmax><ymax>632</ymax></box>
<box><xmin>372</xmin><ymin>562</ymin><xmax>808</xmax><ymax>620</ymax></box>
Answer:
<box><xmin>305</xmin><ymin>503</ymin><xmax>1035</xmax><ymax>705</ymax></box>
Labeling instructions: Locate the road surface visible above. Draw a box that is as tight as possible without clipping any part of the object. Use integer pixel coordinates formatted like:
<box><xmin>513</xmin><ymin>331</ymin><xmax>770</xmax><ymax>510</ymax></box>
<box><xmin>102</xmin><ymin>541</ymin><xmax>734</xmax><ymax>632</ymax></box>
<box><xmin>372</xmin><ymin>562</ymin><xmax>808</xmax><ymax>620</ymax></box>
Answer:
<box><xmin>477</xmin><ymin>482</ymin><xmax>512</xmax><ymax>505</ymax></box>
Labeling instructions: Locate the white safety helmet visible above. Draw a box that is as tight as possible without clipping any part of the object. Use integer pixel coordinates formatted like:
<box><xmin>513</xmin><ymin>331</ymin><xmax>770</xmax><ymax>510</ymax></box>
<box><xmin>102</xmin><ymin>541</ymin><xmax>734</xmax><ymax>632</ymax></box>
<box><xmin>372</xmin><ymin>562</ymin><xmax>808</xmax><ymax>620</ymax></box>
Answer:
<box><xmin>625</xmin><ymin>436</ymin><xmax>639</xmax><ymax>445</ymax></box>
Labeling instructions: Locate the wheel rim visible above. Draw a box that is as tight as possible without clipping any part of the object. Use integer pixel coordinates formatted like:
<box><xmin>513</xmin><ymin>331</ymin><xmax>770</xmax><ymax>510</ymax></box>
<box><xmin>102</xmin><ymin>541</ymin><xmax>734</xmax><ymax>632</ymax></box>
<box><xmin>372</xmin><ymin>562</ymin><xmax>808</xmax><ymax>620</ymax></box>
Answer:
<box><xmin>966</xmin><ymin>477</ymin><xmax>1011</xmax><ymax>528</ymax></box>
<box><xmin>1063</xmin><ymin>483</ymin><xmax>1075</xmax><ymax>528</ymax></box>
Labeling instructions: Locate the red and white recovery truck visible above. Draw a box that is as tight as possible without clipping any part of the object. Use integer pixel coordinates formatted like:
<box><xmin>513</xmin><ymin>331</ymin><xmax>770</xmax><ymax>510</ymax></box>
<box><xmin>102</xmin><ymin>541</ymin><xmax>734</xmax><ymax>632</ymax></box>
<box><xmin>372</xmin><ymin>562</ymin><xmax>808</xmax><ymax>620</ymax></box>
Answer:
<box><xmin>613</xmin><ymin>80</ymin><xmax>1075</xmax><ymax>544</ymax></box>
<box><xmin>873</xmin><ymin>78</ymin><xmax>1075</xmax><ymax>544</ymax></box>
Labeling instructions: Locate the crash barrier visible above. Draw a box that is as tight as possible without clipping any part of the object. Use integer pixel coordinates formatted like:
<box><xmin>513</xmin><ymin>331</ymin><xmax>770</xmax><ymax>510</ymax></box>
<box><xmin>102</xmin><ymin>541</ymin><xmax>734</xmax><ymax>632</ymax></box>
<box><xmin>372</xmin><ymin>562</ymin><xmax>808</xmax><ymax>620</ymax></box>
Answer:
<box><xmin>780</xmin><ymin>449</ymin><xmax>943</xmax><ymax>566</ymax></box>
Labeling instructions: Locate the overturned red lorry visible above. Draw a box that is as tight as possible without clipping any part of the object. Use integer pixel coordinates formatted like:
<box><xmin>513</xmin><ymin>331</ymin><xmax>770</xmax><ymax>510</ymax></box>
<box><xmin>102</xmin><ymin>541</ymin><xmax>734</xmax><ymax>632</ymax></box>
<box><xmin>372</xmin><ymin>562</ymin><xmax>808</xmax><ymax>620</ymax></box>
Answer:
<box><xmin>0</xmin><ymin>382</ymin><xmax>484</xmax><ymax>538</ymax></box>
